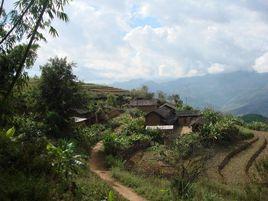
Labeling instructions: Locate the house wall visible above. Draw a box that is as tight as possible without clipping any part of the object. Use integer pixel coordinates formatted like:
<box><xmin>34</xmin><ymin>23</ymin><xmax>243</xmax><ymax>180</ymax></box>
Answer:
<box><xmin>145</xmin><ymin>113</ymin><xmax>162</xmax><ymax>126</ymax></box>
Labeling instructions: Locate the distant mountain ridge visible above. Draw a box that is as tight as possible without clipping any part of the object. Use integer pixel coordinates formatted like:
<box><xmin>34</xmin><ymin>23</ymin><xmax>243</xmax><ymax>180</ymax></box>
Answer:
<box><xmin>113</xmin><ymin>71</ymin><xmax>268</xmax><ymax>116</ymax></box>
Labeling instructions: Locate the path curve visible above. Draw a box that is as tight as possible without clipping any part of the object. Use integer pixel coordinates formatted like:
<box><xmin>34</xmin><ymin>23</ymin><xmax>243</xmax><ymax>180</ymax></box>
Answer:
<box><xmin>89</xmin><ymin>141</ymin><xmax>147</xmax><ymax>201</ymax></box>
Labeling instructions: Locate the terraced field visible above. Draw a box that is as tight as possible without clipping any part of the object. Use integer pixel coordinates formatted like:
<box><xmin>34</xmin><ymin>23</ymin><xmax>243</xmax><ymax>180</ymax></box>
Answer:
<box><xmin>207</xmin><ymin>131</ymin><xmax>268</xmax><ymax>184</ymax></box>
<box><xmin>82</xmin><ymin>83</ymin><xmax>129</xmax><ymax>95</ymax></box>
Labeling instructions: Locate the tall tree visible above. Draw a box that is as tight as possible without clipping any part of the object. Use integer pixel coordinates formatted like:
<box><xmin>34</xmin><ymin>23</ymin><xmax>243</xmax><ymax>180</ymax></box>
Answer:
<box><xmin>1</xmin><ymin>0</ymin><xmax>71</xmax><ymax>99</ymax></box>
<box><xmin>169</xmin><ymin>94</ymin><xmax>183</xmax><ymax>108</ymax></box>
<box><xmin>157</xmin><ymin>90</ymin><xmax>167</xmax><ymax>103</ymax></box>
<box><xmin>39</xmin><ymin>57</ymin><xmax>86</xmax><ymax>118</ymax></box>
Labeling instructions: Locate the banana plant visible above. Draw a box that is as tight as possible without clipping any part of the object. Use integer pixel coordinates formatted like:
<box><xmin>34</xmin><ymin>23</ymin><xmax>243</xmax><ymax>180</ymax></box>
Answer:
<box><xmin>46</xmin><ymin>140</ymin><xmax>86</xmax><ymax>181</ymax></box>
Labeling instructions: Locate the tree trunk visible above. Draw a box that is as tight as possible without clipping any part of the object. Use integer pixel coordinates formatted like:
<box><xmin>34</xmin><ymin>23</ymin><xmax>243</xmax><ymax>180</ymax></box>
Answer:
<box><xmin>0</xmin><ymin>0</ymin><xmax>34</xmax><ymax>45</ymax></box>
<box><xmin>4</xmin><ymin>1</ymin><xmax>48</xmax><ymax>99</ymax></box>
<box><xmin>0</xmin><ymin>0</ymin><xmax>4</xmax><ymax>17</ymax></box>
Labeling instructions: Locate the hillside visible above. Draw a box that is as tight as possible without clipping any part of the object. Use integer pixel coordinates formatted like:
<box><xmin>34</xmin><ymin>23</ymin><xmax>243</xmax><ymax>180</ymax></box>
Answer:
<box><xmin>82</xmin><ymin>83</ymin><xmax>129</xmax><ymax>95</ymax></box>
<box><xmin>113</xmin><ymin>71</ymin><xmax>268</xmax><ymax>116</ymax></box>
<box><xmin>241</xmin><ymin>114</ymin><xmax>268</xmax><ymax>123</ymax></box>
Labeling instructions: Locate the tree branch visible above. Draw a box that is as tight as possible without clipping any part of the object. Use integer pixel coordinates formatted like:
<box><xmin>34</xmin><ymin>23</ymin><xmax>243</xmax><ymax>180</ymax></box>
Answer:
<box><xmin>4</xmin><ymin>1</ymin><xmax>48</xmax><ymax>98</ymax></box>
<box><xmin>0</xmin><ymin>0</ymin><xmax>4</xmax><ymax>17</ymax></box>
<box><xmin>0</xmin><ymin>0</ymin><xmax>34</xmax><ymax>45</ymax></box>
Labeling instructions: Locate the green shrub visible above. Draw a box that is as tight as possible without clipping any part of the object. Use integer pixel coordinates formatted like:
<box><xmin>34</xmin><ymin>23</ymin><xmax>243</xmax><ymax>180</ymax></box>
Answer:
<box><xmin>175</xmin><ymin>132</ymin><xmax>201</xmax><ymax>158</ymax></box>
<box><xmin>75</xmin><ymin>124</ymin><xmax>105</xmax><ymax>150</ymax></box>
<box><xmin>171</xmin><ymin>159</ymin><xmax>205</xmax><ymax>200</ymax></box>
<box><xmin>200</xmin><ymin>109</ymin><xmax>251</xmax><ymax>145</ymax></box>
<box><xmin>47</xmin><ymin>140</ymin><xmax>86</xmax><ymax>182</ymax></box>
<box><xmin>125</xmin><ymin>108</ymin><xmax>145</xmax><ymax>118</ymax></box>
<box><xmin>105</xmin><ymin>154</ymin><xmax>125</xmax><ymax>169</ymax></box>
<box><xmin>237</xmin><ymin>126</ymin><xmax>254</xmax><ymax>140</ymax></box>
<box><xmin>246</xmin><ymin>121</ymin><xmax>268</xmax><ymax>131</ymax></box>
<box><xmin>12</xmin><ymin>115</ymin><xmax>45</xmax><ymax>138</ymax></box>
<box><xmin>111</xmin><ymin>167</ymin><xmax>172</xmax><ymax>201</ymax></box>
<box><xmin>0</xmin><ymin>171</ymin><xmax>52</xmax><ymax>201</ymax></box>
<box><xmin>76</xmin><ymin>170</ymin><xmax>125</xmax><ymax>201</ymax></box>
<box><xmin>103</xmin><ymin>112</ymin><xmax>155</xmax><ymax>157</ymax></box>
<box><xmin>45</xmin><ymin>111</ymin><xmax>65</xmax><ymax>137</ymax></box>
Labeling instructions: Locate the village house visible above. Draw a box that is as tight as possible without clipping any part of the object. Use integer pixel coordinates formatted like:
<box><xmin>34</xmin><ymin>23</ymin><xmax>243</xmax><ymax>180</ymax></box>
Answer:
<box><xmin>145</xmin><ymin>103</ymin><xmax>202</xmax><ymax>129</ymax></box>
<box><xmin>127</xmin><ymin>98</ymin><xmax>159</xmax><ymax>113</ymax></box>
<box><xmin>145</xmin><ymin>103</ymin><xmax>203</xmax><ymax>143</ymax></box>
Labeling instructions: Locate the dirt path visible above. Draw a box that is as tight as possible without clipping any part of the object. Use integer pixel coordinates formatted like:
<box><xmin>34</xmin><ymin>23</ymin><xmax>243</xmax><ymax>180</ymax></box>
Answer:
<box><xmin>89</xmin><ymin>141</ymin><xmax>147</xmax><ymax>201</ymax></box>
<box><xmin>221</xmin><ymin>131</ymin><xmax>268</xmax><ymax>184</ymax></box>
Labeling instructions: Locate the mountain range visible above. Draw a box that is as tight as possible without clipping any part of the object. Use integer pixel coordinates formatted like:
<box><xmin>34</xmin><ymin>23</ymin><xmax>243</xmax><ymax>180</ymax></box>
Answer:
<box><xmin>113</xmin><ymin>71</ymin><xmax>268</xmax><ymax>117</ymax></box>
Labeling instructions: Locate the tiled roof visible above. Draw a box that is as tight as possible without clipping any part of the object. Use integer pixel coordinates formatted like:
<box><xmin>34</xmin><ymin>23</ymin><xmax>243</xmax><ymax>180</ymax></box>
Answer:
<box><xmin>129</xmin><ymin>99</ymin><xmax>158</xmax><ymax>106</ymax></box>
<box><xmin>159</xmin><ymin>103</ymin><xmax>177</xmax><ymax>111</ymax></box>
<box><xmin>148</xmin><ymin>107</ymin><xmax>178</xmax><ymax>124</ymax></box>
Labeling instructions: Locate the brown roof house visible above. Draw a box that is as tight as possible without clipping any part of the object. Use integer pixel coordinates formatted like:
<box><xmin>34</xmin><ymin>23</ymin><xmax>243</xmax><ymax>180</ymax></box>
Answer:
<box><xmin>176</xmin><ymin>111</ymin><xmax>201</xmax><ymax>127</ymax></box>
<box><xmin>128</xmin><ymin>99</ymin><xmax>159</xmax><ymax>113</ymax></box>
<box><xmin>145</xmin><ymin>106</ymin><xmax>177</xmax><ymax>126</ymax></box>
<box><xmin>145</xmin><ymin>103</ymin><xmax>200</xmax><ymax>143</ymax></box>
<box><xmin>145</xmin><ymin>103</ymin><xmax>201</xmax><ymax>127</ymax></box>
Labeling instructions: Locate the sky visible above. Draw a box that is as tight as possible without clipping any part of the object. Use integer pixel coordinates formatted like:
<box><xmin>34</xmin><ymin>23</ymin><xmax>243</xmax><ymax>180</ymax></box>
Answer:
<box><xmin>6</xmin><ymin>0</ymin><xmax>268</xmax><ymax>83</ymax></box>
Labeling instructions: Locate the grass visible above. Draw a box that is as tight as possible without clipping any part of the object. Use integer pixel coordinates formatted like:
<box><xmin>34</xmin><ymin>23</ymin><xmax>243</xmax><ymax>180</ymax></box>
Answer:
<box><xmin>195</xmin><ymin>180</ymin><xmax>268</xmax><ymax>201</ymax></box>
<box><xmin>111</xmin><ymin>167</ymin><xmax>173</xmax><ymax>201</ymax></box>
<box><xmin>76</xmin><ymin>169</ymin><xmax>126</xmax><ymax>201</ymax></box>
<box><xmin>237</xmin><ymin>126</ymin><xmax>254</xmax><ymax>140</ymax></box>
<box><xmin>110</xmin><ymin>166</ymin><xmax>268</xmax><ymax>201</ymax></box>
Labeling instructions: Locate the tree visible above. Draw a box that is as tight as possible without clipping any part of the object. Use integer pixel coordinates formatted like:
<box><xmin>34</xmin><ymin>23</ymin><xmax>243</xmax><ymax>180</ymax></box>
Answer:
<box><xmin>169</xmin><ymin>94</ymin><xmax>183</xmax><ymax>108</ymax></box>
<box><xmin>0</xmin><ymin>44</ymin><xmax>37</xmax><ymax>98</ymax></box>
<box><xmin>39</xmin><ymin>57</ymin><xmax>86</xmax><ymax>119</ymax></box>
<box><xmin>156</xmin><ymin>90</ymin><xmax>166</xmax><ymax>103</ymax></box>
<box><xmin>0</xmin><ymin>44</ymin><xmax>38</xmax><ymax>126</ymax></box>
<box><xmin>1</xmin><ymin>0</ymin><xmax>72</xmax><ymax>99</ymax></box>
<box><xmin>106</xmin><ymin>94</ymin><xmax>117</xmax><ymax>107</ymax></box>
<box><xmin>130</xmin><ymin>85</ymin><xmax>154</xmax><ymax>99</ymax></box>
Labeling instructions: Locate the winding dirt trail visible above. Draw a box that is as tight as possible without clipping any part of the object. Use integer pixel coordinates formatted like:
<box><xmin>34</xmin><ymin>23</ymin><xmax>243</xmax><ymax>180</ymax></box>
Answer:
<box><xmin>89</xmin><ymin>141</ymin><xmax>147</xmax><ymax>201</ymax></box>
<box><xmin>220</xmin><ymin>131</ymin><xmax>268</xmax><ymax>184</ymax></box>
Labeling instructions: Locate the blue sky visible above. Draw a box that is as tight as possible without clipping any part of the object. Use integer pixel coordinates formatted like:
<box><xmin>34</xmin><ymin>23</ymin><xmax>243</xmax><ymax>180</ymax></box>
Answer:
<box><xmin>6</xmin><ymin>0</ymin><xmax>268</xmax><ymax>83</ymax></box>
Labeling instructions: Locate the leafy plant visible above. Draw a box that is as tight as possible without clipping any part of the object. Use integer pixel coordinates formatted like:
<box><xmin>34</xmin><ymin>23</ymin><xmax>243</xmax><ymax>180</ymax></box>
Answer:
<box><xmin>46</xmin><ymin>140</ymin><xmax>86</xmax><ymax>182</ymax></box>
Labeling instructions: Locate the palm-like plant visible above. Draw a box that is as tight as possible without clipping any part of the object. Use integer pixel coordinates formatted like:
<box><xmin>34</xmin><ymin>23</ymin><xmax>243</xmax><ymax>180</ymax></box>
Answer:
<box><xmin>47</xmin><ymin>140</ymin><xmax>86</xmax><ymax>181</ymax></box>
<box><xmin>1</xmin><ymin>0</ymin><xmax>72</xmax><ymax>98</ymax></box>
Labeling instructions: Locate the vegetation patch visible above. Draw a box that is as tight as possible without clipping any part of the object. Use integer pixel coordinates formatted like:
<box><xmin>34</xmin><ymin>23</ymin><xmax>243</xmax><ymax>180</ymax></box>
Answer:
<box><xmin>103</xmin><ymin>110</ymin><xmax>162</xmax><ymax>158</ymax></box>
<box><xmin>111</xmin><ymin>167</ymin><xmax>173</xmax><ymax>201</ymax></box>
<box><xmin>76</xmin><ymin>170</ymin><xmax>126</xmax><ymax>201</ymax></box>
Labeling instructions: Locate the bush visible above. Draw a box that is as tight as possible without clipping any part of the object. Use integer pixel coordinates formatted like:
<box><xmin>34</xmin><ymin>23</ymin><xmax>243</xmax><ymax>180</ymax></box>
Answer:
<box><xmin>75</xmin><ymin>124</ymin><xmax>105</xmax><ymax>150</ymax></box>
<box><xmin>200</xmin><ymin>109</ymin><xmax>251</xmax><ymax>145</ymax></box>
<box><xmin>105</xmin><ymin>155</ymin><xmax>125</xmax><ymax>169</ymax></box>
<box><xmin>0</xmin><ymin>171</ymin><xmax>51</xmax><ymax>201</ymax></box>
<box><xmin>111</xmin><ymin>167</ymin><xmax>172</xmax><ymax>201</ymax></box>
<box><xmin>175</xmin><ymin>132</ymin><xmax>201</xmax><ymax>158</ymax></box>
<box><xmin>47</xmin><ymin>140</ymin><xmax>86</xmax><ymax>182</ymax></box>
<box><xmin>45</xmin><ymin>111</ymin><xmax>66</xmax><ymax>137</ymax></box>
<box><xmin>104</xmin><ymin>112</ymin><xmax>155</xmax><ymax>157</ymax></box>
<box><xmin>237</xmin><ymin>126</ymin><xmax>254</xmax><ymax>140</ymax></box>
<box><xmin>12</xmin><ymin>115</ymin><xmax>45</xmax><ymax>138</ymax></box>
<box><xmin>246</xmin><ymin>121</ymin><xmax>268</xmax><ymax>132</ymax></box>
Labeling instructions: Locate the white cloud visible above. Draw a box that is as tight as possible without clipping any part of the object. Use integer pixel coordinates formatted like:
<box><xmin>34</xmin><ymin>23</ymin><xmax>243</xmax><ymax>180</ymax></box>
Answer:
<box><xmin>23</xmin><ymin>0</ymin><xmax>268</xmax><ymax>83</ymax></box>
<box><xmin>253</xmin><ymin>52</ymin><xmax>268</xmax><ymax>73</ymax></box>
<box><xmin>208</xmin><ymin>63</ymin><xmax>225</xmax><ymax>74</ymax></box>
